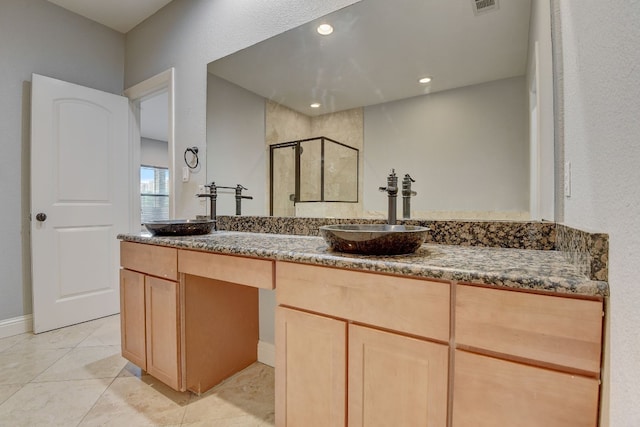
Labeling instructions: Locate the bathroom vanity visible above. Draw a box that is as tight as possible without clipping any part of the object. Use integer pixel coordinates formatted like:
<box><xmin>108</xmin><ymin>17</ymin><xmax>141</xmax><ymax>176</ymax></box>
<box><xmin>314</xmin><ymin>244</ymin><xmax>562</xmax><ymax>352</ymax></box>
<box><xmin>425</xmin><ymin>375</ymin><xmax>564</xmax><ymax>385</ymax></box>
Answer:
<box><xmin>118</xmin><ymin>224</ymin><xmax>607</xmax><ymax>426</ymax></box>
<box><xmin>119</xmin><ymin>240</ymin><xmax>273</xmax><ymax>393</ymax></box>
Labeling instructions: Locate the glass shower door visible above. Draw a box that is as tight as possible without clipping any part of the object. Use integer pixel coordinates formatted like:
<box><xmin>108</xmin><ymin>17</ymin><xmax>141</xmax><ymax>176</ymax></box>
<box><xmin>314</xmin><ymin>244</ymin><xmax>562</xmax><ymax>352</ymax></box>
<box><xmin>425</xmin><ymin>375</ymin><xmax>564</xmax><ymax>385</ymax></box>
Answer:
<box><xmin>270</xmin><ymin>144</ymin><xmax>296</xmax><ymax>216</ymax></box>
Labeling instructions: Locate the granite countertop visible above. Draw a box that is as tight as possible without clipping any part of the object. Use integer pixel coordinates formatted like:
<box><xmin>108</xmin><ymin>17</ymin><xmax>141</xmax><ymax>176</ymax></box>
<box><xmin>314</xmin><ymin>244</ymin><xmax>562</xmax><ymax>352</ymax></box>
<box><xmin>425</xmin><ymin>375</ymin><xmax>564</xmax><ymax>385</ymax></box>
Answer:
<box><xmin>118</xmin><ymin>231</ymin><xmax>608</xmax><ymax>297</ymax></box>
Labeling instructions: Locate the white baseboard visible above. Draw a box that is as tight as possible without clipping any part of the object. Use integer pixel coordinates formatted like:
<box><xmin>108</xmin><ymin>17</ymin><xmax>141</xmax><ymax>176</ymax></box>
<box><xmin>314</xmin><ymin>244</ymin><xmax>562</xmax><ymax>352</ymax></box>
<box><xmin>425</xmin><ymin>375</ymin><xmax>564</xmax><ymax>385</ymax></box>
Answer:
<box><xmin>0</xmin><ymin>314</ymin><xmax>33</xmax><ymax>339</ymax></box>
<box><xmin>258</xmin><ymin>340</ymin><xmax>275</xmax><ymax>367</ymax></box>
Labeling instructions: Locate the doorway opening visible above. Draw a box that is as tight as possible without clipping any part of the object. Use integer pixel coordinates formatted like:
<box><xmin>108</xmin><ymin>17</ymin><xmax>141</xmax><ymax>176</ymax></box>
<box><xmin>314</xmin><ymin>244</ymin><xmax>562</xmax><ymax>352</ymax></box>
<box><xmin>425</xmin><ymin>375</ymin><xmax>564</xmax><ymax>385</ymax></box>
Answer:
<box><xmin>124</xmin><ymin>68</ymin><xmax>175</xmax><ymax>230</ymax></box>
<box><xmin>140</xmin><ymin>92</ymin><xmax>170</xmax><ymax>224</ymax></box>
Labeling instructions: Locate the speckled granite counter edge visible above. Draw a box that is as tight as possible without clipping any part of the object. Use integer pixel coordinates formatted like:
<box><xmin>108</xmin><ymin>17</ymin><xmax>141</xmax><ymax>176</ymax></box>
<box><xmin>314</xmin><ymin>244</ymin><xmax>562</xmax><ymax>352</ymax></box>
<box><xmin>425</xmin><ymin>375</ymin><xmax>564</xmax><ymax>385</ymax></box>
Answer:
<box><xmin>118</xmin><ymin>232</ymin><xmax>608</xmax><ymax>297</ymax></box>
<box><xmin>216</xmin><ymin>216</ymin><xmax>609</xmax><ymax>282</ymax></box>
<box><xmin>557</xmin><ymin>223</ymin><xmax>609</xmax><ymax>281</ymax></box>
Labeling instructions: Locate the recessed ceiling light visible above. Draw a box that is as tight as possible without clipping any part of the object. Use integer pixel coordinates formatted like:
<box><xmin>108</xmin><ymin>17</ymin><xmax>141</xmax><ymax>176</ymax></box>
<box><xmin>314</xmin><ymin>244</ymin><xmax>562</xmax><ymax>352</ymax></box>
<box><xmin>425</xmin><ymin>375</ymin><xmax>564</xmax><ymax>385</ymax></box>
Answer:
<box><xmin>419</xmin><ymin>77</ymin><xmax>432</xmax><ymax>84</ymax></box>
<box><xmin>310</xmin><ymin>103</ymin><xmax>321</xmax><ymax>108</ymax></box>
<box><xmin>316</xmin><ymin>24</ymin><xmax>334</xmax><ymax>36</ymax></box>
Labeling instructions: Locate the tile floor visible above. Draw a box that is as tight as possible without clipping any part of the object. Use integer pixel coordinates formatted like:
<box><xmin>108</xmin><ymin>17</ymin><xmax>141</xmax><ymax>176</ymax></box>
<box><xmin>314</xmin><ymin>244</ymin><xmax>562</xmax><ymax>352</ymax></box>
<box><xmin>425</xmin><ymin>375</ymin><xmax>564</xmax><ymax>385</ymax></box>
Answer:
<box><xmin>0</xmin><ymin>315</ymin><xmax>275</xmax><ymax>426</ymax></box>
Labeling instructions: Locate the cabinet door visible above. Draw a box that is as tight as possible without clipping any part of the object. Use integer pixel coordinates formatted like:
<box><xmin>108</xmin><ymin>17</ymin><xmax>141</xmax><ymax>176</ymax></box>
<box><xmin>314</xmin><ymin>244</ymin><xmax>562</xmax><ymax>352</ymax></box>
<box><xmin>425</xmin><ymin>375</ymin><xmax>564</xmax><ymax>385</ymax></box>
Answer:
<box><xmin>145</xmin><ymin>276</ymin><xmax>181</xmax><ymax>390</ymax></box>
<box><xmin>275</xmin><ymin>307</ymin><xmax>347</xmax><ymax>427</ymax></box>
<box><xmin>348</xmin><ymin>325</ymin><xmax>449</xmax><ymax>427</ymax></box>
<box><xmin>120</xmin><ymin>269</ymin><xmax>146</xmax><ymax>369</ymax></box>
<box><xmin>452</xmin><ymin>350</ymin><xmax>599</xmax><ymax>427</ymax></box>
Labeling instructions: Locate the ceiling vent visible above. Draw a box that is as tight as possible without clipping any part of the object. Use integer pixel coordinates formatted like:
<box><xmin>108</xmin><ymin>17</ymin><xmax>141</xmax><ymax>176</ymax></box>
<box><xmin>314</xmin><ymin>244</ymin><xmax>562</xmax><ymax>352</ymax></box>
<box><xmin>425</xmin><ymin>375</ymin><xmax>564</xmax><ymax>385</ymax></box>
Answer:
<box><xmin>472</xmin><ymin>0</ymin><xmax>499</xmax><ymax>16</ymax></box>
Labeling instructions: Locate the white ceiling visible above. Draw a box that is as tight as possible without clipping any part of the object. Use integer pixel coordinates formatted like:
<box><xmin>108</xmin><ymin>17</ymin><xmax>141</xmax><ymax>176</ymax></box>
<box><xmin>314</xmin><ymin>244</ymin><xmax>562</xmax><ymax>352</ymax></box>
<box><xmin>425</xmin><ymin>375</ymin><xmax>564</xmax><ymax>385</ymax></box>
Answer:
<box><xmin>46</xmin><ymin>0</ymin><xmax>532</xmax><ymax>123</ymax></box>
<box><xmin>47</xmin><ymin>0</ymin><xmax>173</xmax><ymax>33</ymax></box>
<box><xmin>208</xmin><ymin>0</ymin><xmax>532</xmax><ymax>116</ymax></box>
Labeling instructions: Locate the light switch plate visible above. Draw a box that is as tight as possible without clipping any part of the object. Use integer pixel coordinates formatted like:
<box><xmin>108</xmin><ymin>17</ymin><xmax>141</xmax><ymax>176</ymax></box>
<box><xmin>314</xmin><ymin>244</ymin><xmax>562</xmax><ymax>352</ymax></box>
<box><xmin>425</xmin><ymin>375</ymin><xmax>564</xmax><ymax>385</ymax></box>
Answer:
<box><xmin>198</xmin><ymin>185</ymin><xmax>206</xmax><ymax>206</ymax></box>
<box><xmin>564</xmin><ymin>161</ymin><xmax>571</xmax><ymax>198</ymax></box>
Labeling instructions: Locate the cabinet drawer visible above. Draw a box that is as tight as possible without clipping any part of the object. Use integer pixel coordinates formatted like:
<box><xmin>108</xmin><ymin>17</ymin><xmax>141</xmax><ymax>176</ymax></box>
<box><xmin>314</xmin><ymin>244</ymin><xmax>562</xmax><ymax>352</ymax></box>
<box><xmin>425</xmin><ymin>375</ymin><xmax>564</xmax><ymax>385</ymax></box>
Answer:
<box><xmin>452</xmin><ymin>350</ymin><xmax>599</xmax><ymax>427</ymax></box>
<box><xmin>276</xmin><ymin>261</ymin><xmax>450</xmax><ymax>341</ymax></box>
<box><xmin>120</xmin><ymin>241</ymin><xmax>178</xmax><ymax>280</ymax></box>
<box><xmin>455</xmin><ymin>284</ymin><xmax>603</xmax><ymax>375</ymax></box>
<box><xmin>178</xmin><ymin>250</ymin><xmax>274</xmax><ymax>289</ymax></box>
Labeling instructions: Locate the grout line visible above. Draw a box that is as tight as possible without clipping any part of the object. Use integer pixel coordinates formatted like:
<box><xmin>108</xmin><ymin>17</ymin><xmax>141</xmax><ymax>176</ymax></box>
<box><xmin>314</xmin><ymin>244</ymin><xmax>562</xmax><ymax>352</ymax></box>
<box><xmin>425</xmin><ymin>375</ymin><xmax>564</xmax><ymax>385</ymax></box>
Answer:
<box><xmin>74</xmin><ymin>375</ymin><xmax>120</xmax><ymax>427</ymax></box>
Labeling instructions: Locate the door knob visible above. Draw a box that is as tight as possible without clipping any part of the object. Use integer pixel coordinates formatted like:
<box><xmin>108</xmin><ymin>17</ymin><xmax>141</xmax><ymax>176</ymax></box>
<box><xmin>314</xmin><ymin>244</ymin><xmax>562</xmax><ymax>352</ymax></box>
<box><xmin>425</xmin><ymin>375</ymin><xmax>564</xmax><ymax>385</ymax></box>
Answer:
<box><xmin>35</xmin><ymin>213</ymin><xmax>47</xmax><ymax>222</ymax></box>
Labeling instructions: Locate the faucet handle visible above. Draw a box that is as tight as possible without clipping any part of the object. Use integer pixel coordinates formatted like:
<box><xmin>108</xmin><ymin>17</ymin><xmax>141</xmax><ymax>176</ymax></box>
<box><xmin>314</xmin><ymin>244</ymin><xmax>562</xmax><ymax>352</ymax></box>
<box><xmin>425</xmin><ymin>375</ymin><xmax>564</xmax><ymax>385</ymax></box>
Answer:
<box><xmin>403</xmin><ymin>174</ymin><xmax>415</xmax><ymax>183</ymax></box>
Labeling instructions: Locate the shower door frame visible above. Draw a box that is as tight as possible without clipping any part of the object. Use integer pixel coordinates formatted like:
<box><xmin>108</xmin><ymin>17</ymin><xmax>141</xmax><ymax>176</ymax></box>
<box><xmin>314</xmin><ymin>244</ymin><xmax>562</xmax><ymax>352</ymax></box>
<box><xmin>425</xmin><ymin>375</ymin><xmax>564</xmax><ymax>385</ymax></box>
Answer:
<box><xmin>269</xmin><ymin>136</ymin><xmax>359</xmax><ymax>216</ymax></box>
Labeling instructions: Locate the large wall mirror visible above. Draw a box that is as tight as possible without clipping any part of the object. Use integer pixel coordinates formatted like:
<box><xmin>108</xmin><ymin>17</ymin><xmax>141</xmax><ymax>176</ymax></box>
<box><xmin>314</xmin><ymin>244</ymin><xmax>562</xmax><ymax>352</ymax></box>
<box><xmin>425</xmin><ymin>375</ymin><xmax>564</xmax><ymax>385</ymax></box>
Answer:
<box><xmin>206</xmin><ymin>0</ymin><xmax>554</xmax><ymax>220</ymax></box>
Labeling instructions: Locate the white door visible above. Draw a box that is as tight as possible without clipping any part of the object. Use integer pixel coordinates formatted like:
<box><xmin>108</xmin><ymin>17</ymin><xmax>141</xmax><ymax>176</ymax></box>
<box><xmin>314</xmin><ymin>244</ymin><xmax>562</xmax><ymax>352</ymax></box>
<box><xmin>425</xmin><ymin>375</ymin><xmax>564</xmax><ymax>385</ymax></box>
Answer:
<box><xmin>31</xmin><ymin>74</ymin><xmax>130</xmax><ymax>333</ymax></box>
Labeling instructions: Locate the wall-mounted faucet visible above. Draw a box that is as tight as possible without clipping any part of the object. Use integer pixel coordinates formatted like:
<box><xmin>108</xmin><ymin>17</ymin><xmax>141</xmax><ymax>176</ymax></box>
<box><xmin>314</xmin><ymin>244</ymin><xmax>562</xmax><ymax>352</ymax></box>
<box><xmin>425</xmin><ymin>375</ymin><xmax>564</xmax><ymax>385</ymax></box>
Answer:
<box><xmin>233</xmin><ymin>184</ymin><xmax>253</xmax><ymax>216</ymax></box>
<box><xmin>402</xmin><ymin>174</ymin><xmax>417</xmax><ymax>219</ymax></box>
<box><xmin>197</xmin><ymin>182</ymin><xmax>254</xmax><ymax>221</ymax></box>
<box><xmin>196</xmin><ymin>182</ymin><xmax>218</xmax><ymax>229</ymax></box>
<box><xmin>379</xmin><ymin>169</ymin><xmax>399</xmax><ymax>225</ymax></box>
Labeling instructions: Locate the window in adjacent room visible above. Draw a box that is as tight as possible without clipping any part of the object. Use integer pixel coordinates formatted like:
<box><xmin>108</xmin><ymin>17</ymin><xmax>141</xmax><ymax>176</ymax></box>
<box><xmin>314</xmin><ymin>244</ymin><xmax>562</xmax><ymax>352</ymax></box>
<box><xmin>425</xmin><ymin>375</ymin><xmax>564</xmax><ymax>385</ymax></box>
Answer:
<box><xmin>140</xmin><ymin>165</ymin><xmax>169</xmax><ymax>223</ymax></box>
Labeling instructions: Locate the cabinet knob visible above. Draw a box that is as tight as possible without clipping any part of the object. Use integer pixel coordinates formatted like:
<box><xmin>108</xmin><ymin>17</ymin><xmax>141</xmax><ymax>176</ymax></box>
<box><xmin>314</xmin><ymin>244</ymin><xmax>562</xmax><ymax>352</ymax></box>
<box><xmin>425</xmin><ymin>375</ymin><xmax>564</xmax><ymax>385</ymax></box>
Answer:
<box><xmin>35</xmin><ymin>213</ymin><xmax>47</xmax><ymax>222</ymax></box>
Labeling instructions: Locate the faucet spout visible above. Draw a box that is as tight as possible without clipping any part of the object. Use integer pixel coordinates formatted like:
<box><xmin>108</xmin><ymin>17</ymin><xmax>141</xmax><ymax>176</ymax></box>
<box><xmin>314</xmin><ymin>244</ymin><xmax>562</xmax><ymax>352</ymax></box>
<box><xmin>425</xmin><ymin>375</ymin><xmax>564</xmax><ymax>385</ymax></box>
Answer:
<box><xmin>402</xmin><ymin>174</ymin><xmax>417</xmax><ymax>219</ymax></box>
<box><xmin>378</xmin><ymin>169</ymin><xmax>399</xmax><ymax>225</ymax></box>
<box><xmin>234</xmin><ymin>184</ymin><xmax>253</xmax><ymax>215</ymax></box>
<box><xmin>196</xmin><ymin>182</ymin><xmax>218</xmax><ymax>229</ymax></box>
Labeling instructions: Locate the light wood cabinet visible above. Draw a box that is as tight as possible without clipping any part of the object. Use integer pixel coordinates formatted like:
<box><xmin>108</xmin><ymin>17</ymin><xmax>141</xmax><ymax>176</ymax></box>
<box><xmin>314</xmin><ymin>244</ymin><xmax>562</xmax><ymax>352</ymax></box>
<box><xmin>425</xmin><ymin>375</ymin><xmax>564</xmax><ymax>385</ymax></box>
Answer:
<box><xmin>453</xmin><ymin>284</ymin><xmax>604</xmax><ymax>426</ymax></box>
<box><xmin>275</xmin><ymin>307</ymin><xmax>347</xmax><ymax>427</ymax></box>
<box><xmin>452</xmin><ymin>350</ymin><xmax>600</xmax><ymax>427</ymax></box>
<box><xmin>119</xmin><ymin>240</ymin><xmax>606</xmax><ymax>424</ymax></box>
<box><xmin>178</xmin><ymin>250</ymin><xmax>274</xmax><ymax>289</ymax></box>
<box><xmin>120</xmin><ymin>241</ymin><xmax>177</xmax><ymax>280</ymax></box>
<box><xmin>348</xmin><ymin>324</ymin><xmax>448</xmax><ymax>427</ymax></box>
<box><xmin>120</xmin><ymin>268</ymin><xmax>147</xmax><ymax>369</ymax></box>
<box><xmin>120</xmin><ymin>242</ymin><xmax>183</xmax><ymax>390</ymax></box>
<box><xmin>276</xmin><ymin>261</ymin><xmax>450</xmax><ymax>340</ymax></box>
<box><xmin>275</xmin><ymin>307</ymin><xmax>448</xmax><ymax>427</ymax></box>
<box><xmin>276</xmin><ymin>263</ymin><xmax>605</xmax><ymax>426</ymax></box>
<box><xmin>119</xmin><ymin>241</ymin><xmax>265</xmax><ymax>394</ymax></box>
<box><xmin>145</xmin><ymin>275</ymin><xmax>182</xmax><ymax>390</ymax></box>
<box><xmin>456</xmin><ymin>284</ymin><xmax>603</xmax><ymax>375</ymax></box>
<box><xmin>275</xmin><ymin>261</ymin><xmax>450</xmax><ymax>427</ymax></box>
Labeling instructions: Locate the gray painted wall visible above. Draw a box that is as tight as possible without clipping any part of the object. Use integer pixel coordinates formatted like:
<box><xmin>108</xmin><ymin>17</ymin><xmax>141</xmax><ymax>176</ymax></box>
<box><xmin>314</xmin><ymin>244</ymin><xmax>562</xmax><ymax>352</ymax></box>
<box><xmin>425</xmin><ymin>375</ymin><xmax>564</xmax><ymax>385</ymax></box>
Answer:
<box><xmin>206</xmin><ymin>74</ymin><xmax>267</xmax><ymax>217</ymax></box>
<box><xmin>0</xmin><ymin>0</ymin><xmax>636</xmax><ymax>422</ymax></box>
<box><xmin>126</xmin><ymin>0</ymin><xmax>359</xmax><ymax>347</ymax></box>
<box><xmin>125</xmin><ymin>0</ymin><xmax>360</xmax><ymax>221</ymax></box>
<box><xmin>364</xmin><ymin>77</ymin><xmax>529</xmax><ymax>216</ymax></box>
<box><xmin>0</xmin><ymin>0</ymin><xmax>124</xmax><ymax>322</ymax></box>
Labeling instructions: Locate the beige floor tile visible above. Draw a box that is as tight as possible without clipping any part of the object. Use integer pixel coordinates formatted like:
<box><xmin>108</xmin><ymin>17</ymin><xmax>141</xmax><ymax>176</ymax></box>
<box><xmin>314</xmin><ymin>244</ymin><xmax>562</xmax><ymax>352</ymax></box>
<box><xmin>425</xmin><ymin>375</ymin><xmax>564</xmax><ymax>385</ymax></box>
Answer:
<box><xmin>0</xmin><ymin>378</ymin><xmax>111</xmax><ymax>427</ymax></box>
<box><xmin>0</xmin><ymin>333</ymin><xmax>29</xmax><ymax>353</ymax></box>
<box><xmin>118</xmin><ymin>361</ymin><xmax>148</xmax><ymax>378</ymax></box>
<box><xmin>78</xmin><ymin>376</ymin><xmax>191</xmax><ymax>426</ymax></box>
<box><xmin>0</xmin><ymin>315</ymin><xmax>276</xmax><ymax>426</ymax></box>
<box><xmin>0</xmin><ymin>385</ymin><xmax>23</xmax><ymax>406</ymax></box>
<box><xmin>11</xmin><ymin>322</ymin><xmax>97</xmax><ymax>352</ymax></box>
<box><xmin>0</xmin><ymin>346</ymin><xmax>70</xmax><ymax>385</ymax></box>
<box><xmin>33</xmin><ymin>345</ymin><xmax>127</xmax><ymax>382</ymax></box>
<box><xmin>181</xmin><ymin>414</ymin><xmax>274</xmax><ymax>426</ymax></box>
<box><xmin>78</xmin><ymin>315</ymin><xmax>122</xmax><ymax>347</ymax></box>
<box><xmin>182</xmin><ymin>363</ymin><xmax>274</xmax><ymax>425</ymax></box>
